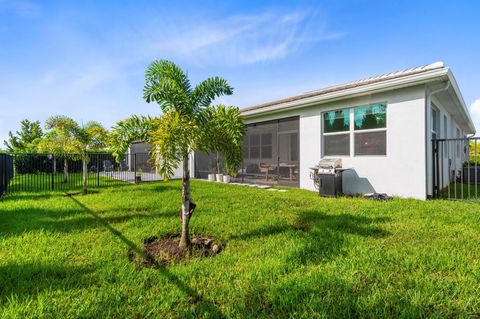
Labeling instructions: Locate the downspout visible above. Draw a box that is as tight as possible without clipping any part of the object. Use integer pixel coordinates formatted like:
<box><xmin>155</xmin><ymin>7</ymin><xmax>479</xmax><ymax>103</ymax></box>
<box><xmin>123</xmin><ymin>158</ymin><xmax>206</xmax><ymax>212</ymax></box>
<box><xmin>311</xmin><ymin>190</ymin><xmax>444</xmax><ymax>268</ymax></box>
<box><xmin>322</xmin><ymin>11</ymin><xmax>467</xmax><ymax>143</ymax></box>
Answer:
<box><xmin>425</xmin><ymin>81</ymin><xmax>450</xmax><ymax>198</ymax></box>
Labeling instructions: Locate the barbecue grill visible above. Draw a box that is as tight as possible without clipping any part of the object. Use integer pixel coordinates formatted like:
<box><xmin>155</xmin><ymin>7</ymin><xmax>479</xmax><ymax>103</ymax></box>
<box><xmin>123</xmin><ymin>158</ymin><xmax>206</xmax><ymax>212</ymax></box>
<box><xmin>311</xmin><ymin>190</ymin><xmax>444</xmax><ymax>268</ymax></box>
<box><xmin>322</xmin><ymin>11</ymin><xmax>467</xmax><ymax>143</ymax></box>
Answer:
<box><xmin>310</xmin><ymin>159</ymin><xmax>348</xmax><ymax>197</ymax></box>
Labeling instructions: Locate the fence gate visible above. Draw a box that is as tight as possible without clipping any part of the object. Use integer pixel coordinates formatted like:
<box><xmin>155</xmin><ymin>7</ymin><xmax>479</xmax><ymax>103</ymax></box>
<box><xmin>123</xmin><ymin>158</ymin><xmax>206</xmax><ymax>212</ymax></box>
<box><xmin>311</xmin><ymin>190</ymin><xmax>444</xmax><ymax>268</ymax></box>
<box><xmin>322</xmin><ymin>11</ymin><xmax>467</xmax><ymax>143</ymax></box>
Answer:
<box><xmin>432</xmin><ymin>137</ymin><xmax>480</xmax><ymax>201</ymax></box>
<box><xmin>0</xmin><ymin>153</ymin><xmax>164</xmax><ymax>196</ymax></box>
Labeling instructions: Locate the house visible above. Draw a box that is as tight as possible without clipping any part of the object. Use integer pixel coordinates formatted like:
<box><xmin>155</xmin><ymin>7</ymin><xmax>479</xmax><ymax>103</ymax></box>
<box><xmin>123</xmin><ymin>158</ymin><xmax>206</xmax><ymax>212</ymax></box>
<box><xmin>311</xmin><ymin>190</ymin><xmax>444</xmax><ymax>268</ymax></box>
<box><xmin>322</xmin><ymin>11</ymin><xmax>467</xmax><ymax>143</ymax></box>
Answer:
<box><xmin>127</xmin><ymin>141</ymin><xmax>183</xmax><ymax>179</ymax></box>
<box><xmin>194</xmin><ymin>62</ymin><xmax>475</xmax><ymax>200</ymax></box>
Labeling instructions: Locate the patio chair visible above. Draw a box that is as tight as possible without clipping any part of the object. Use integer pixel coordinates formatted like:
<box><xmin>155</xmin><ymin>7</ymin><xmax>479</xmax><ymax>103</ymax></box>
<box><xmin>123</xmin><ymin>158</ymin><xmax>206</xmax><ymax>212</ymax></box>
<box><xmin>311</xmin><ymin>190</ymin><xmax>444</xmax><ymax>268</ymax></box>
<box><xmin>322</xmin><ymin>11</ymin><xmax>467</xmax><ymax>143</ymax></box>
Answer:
<box><xmin>103</xmin><ymin>160</ymin><xmax>114</xmax><ymax>173</ymax></box>
<box><xmin>119</xmin><ymin>161</ymin><xmax>129</xmax><ymax>171</ymax></box>
<box><xmin>259</xmin><ymin>163</ymin><xmax>275</xmax><ymax>181</ymax></box>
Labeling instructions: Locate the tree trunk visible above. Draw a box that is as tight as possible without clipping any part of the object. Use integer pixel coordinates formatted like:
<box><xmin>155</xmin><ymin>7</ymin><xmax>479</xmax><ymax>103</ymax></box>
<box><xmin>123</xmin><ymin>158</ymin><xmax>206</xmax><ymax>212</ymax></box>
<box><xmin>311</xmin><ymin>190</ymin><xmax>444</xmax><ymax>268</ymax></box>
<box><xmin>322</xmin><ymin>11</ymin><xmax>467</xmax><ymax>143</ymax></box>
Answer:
<box><xmin>63</xmin><ymin>158</ymin><xmax>68</xmax><ymax>183</ymax></box>
<box><xmin>179</xmin><ymin>154</ymin><xmax>194</xmax><ymax>249</ymax></box>
<box><xmin>82</xmin><ymin>153</ymin><xmax>87</xmax><ymax>195</ymax></box>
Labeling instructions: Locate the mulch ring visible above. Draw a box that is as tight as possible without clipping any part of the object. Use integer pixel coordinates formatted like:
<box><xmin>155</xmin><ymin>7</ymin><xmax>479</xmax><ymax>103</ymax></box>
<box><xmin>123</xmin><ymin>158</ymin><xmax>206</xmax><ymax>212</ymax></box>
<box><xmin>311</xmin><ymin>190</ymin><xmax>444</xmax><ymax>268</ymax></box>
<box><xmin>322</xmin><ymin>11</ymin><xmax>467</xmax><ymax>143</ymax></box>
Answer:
<box><xmin>129</xmin><ymin>235</ymin><xmax>223</xmax><ymax>268</ymax></box>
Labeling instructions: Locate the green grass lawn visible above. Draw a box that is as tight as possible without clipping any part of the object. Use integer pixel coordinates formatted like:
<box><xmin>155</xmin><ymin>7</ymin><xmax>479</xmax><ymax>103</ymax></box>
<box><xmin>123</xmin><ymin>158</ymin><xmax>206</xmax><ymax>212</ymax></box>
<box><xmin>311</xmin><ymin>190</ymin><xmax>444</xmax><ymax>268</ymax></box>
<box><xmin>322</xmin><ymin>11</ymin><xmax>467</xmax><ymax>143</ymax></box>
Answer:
<box><xmin>1</xmin><ymin>180</ymin><xmax>480</xmax><ymax>318</ymax></box>
<box><xmin>442</xmin><ymin>182</ymin><xmax>480</xmax><ymax>200</ymax></box>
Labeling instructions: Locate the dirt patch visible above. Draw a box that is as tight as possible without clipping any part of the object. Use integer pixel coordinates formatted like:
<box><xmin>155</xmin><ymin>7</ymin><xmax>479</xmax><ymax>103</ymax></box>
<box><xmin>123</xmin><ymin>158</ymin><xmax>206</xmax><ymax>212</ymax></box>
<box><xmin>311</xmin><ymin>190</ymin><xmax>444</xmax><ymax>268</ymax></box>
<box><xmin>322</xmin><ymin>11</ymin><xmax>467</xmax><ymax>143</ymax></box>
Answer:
<box><xmin>130</xmin><ymin>235</ymin><xmax>223</xmax><ymax>268</ymax></box>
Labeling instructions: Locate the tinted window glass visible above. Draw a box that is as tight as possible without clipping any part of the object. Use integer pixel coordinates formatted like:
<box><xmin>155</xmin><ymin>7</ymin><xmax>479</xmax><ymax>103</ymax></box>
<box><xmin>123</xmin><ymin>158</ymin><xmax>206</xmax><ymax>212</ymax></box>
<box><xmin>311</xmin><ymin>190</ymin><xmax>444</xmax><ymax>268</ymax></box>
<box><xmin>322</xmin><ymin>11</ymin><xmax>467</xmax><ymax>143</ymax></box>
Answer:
<box><xmin>354</xmin><ymin>103</ymin><xmax>386</xmax><ymax>130</ymax></box>
<box><xmin>323</xmin><ymin>109</ymin><xmax>350</xmax><ymax>133</ymax></box>
<box><xmin>324</xmin><ymin>134</ymin><xmax>350</xmax><ymax>156</ymax></box>
<box><xmin>354</xmin><ymin>131</ymin><xmax>386</xmax><ymax>155</ymax></box>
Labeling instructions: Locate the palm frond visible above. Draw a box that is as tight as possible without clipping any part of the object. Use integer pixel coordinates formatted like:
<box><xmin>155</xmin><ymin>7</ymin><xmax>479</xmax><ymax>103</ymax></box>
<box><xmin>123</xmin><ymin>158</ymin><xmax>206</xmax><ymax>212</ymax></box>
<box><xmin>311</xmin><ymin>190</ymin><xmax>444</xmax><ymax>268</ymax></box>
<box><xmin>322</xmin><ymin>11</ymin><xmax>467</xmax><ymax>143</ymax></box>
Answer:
<box><xmin>143</xmin><ymin>60</ymin><xmax>191</xmax><ymax>113</ymax></box>
<box><xmin>108</xmin><ymin>115</ymin><xmax>158</xmax><ymax>161</ymax></box>
<box><xmin>150</xmin><ymin>111</ymin><xmax>195</xmax><ymax>179</ymax></box>
<box><xmin>190</xmin><ymin>77</ymin><xmax>233</xmax><ymax>111</ymax></box>
<box><xmin>197</xmin><ymin>105</ymin><xmax>246</xmax><ymax>175</ymax></box>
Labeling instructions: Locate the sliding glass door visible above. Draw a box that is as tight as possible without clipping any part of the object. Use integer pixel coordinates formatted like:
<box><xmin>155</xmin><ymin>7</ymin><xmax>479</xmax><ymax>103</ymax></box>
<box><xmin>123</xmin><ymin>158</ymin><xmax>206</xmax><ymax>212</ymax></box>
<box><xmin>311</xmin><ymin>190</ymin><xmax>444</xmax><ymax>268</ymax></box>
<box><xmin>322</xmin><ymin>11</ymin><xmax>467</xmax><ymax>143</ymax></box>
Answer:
<box><xmin>241</xmin><ymin>117</ymin><xmax>299</xmax><ymax>187</ymax></box>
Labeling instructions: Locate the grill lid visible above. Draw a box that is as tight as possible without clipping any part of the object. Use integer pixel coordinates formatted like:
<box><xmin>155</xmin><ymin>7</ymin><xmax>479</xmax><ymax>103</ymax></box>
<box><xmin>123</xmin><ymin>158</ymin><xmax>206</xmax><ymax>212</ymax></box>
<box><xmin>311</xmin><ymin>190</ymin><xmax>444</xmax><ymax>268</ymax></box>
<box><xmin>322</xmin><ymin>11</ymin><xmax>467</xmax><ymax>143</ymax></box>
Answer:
<box><xmin>318</xmin><ymin>158</ymin><xmax>342</xmax><ymax>169</ymax></box>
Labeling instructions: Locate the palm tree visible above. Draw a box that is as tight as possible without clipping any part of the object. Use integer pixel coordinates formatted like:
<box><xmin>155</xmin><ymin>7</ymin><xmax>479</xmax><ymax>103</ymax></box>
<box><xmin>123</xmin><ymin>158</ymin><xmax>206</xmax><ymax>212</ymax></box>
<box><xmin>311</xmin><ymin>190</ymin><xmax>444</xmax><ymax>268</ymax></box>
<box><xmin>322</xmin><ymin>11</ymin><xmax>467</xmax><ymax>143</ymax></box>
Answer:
<box><xmin>38</xmin><ymin>116</ymin><xmax>107</xmax><ymax>194</ymax></box>
<box><xmin>109</xmin><ymin>60</ymin><xmax>245</xmax><ymax>249</ymax></box>
<box><xmin>38</xmin><ymin>115</ymin><xmax>79</xmax><ymax>183</ymax></box>
<box><xmin>75</xmin><ymin>121</ymin><xmax>108</xmax><ymax>195</ymax></box>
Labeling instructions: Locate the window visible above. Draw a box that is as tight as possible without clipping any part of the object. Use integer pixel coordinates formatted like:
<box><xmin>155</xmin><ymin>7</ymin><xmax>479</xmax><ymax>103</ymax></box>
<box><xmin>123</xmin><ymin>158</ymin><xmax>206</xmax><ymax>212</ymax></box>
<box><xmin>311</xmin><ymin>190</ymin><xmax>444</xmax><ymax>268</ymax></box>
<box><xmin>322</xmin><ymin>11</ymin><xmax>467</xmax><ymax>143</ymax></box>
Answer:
<box><xmin>354</xmin><ymin>104</ymin><xmax>387</xmax><ymax>156</ymax></box>
<box><xmin>244</xmin><ymin>131</ymin><xmax>273</xmax><ymax>160</ymax></box>
<box><xmin>243</xmin><ymin>138</ymin><xmax>249</xmax><ymax>159</ymax></box>
<box><xmin>324</xmin><ymin>134</ymin><xmax>350</xmax><ymax>156</ymax></box>
<box><xmin>249</xmin><ymin>134</ymin><xmax>260</xmax><ymax>159</ymax></box>
<box><xmin>323</xmin><ymin>108</ymin><xmax>350</xmax><ymax>156</ymax></box>
<box><xmin>261</xmin><ymin>133</ymin><xmax>272</xmax><ymax>159</ymax></box>
<box><xmin>322</xmin><ymin>103</ymin><xmax>387</xmax><ymax>156</ymax></box>
<box><xmin>323</xmin><ymin>109</ymin><xmax>350</xmax><ymax>133</ymax></box>
<box><xmin>354</xmin><ymin>104</ymin><xmax>386</xmax><ymax>130</ymax></box>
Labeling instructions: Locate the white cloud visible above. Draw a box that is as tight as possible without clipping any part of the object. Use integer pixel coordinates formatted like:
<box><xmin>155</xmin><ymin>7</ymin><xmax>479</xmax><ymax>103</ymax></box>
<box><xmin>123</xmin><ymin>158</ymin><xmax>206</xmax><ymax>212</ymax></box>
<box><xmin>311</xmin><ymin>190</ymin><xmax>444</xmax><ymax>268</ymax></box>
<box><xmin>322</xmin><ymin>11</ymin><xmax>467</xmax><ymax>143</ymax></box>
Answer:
<box><xmin>139</xmin><ymin>11</ymin><xmax>344</xmax><ymax>66</ymax></box>
<box><xmin>470</xmin><ymin>99</ymin><xmax>480</xmax><ymax>133</ymax></box>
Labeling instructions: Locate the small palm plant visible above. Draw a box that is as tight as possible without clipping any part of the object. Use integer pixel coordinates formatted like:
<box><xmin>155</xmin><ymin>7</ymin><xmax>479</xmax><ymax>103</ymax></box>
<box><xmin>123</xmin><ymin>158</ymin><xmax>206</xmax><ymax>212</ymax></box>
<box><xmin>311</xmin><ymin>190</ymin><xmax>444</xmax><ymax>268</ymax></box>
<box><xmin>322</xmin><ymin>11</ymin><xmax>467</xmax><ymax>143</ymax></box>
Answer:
<box><xmin>38</xmin><ymin>116</ymin><xmax>107</xmax><ymax>194</ymax></box>
<box><xmin>75</xmin><ymin>121</ymin><xmax>108</xmax><ymax>194</ymax></box>
<box><xmin>109</xmin><ymin>59</ymin><xmax>245</xmax><ymax>248</ymax></box>
<box><xmin>38</xmin><ymin>116</ymin><xmax>79</xmax><ymax>183</ymax></box>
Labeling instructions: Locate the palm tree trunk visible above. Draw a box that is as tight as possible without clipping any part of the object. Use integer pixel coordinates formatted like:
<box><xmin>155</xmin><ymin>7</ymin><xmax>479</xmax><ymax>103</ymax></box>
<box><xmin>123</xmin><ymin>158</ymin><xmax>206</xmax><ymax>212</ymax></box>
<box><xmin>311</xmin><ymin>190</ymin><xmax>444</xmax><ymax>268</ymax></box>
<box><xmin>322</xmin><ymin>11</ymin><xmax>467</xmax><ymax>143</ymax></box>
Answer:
<box><xmin>82</xmin><ymin>153</ymin><xmax>87</xmax><ymax>195</ymax></box>
<box><xmin>63</xmin><ymin>158</ymin><xmax>68</xmax><ymax>183</ymax></box>
<box><xmin>179</xmin><ymin>154</ymin><xmax>192</xmax><ymax>249</ymax></box>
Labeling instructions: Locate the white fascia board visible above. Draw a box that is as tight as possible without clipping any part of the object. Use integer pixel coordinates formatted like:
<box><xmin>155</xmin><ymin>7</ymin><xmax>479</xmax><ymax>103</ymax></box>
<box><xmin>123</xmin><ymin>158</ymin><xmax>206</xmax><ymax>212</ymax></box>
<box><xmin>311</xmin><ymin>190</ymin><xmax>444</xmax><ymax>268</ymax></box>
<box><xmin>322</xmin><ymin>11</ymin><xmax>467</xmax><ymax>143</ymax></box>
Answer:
<box><xmin>241</xmin><ymin>68</ymin><xmax>449</xmax><ymax>118</ymax></box>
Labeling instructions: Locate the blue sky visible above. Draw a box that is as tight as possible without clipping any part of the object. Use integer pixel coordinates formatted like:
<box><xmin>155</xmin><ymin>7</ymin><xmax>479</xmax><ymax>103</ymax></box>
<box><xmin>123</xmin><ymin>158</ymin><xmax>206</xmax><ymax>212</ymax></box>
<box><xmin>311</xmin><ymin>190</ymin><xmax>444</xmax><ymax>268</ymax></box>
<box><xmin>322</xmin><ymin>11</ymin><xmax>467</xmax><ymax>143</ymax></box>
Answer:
<box><xmin>1</xmin><ymin>0</ymin><xmax>480</xmax><ymax>145</ymax></box>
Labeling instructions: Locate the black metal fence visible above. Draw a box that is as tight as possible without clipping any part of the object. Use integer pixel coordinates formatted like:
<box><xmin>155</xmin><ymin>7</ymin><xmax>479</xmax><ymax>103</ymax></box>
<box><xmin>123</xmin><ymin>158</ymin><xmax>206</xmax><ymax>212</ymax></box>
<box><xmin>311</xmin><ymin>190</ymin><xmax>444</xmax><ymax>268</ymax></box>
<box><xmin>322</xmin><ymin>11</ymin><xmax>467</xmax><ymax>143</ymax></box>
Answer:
<box><xmin>0</xmin><ymin>152</ymin><xmax>163</xmax><ymax>195</ymax></box>
<box><xmin>432</xmin><ymin>137</ymin><xmax>480</xmax><ymax>200</ymax></box>
<box><xmin>0</xmin><ymin>153</ymin><xmax>14</xmax><ymax>196</ymax></box>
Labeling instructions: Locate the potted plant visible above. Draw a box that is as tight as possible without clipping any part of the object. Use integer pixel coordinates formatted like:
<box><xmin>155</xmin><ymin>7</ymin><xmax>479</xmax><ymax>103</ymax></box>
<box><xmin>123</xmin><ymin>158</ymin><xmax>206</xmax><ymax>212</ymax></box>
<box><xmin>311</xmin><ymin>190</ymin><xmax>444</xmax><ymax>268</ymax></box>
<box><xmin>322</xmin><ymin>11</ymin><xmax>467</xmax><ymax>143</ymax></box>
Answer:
<box><xmin>222</xmin><ymin>174</ymin><xmax>231</xmax><ymax>183</ymax></box>
<box><xmin>207</xmin><ymin>159</ymin><xmax>215</xmax><ymax>182</ymax></box>
<box><xmin>135</xmin><ymin>168</ymin><xmax>142</xmax><ymax>183</ymax></box>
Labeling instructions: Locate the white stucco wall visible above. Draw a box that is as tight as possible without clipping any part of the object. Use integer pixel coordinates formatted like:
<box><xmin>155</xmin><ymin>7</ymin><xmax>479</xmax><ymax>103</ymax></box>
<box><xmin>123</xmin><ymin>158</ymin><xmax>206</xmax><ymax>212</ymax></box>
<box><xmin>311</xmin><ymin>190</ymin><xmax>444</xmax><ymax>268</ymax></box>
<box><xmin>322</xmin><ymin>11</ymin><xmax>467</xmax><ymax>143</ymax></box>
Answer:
<box><xmin>244</xmin><ymin>85</ymin><xmax>428</xmax><ymax>199</ymax></box>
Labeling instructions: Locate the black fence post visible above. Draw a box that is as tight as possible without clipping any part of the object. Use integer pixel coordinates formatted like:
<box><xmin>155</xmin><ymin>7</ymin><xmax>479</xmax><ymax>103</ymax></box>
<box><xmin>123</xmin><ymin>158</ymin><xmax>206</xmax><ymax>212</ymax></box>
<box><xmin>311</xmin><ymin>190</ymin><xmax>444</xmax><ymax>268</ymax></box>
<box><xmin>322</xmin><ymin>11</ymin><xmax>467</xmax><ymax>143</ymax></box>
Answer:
<box><xmin>97</xmin><ymin>154</ymin><xmax>100</xmax><ymax>187</ymax></box>
<box><xmin>51</xmin><ymin>154</ymin><xmax>55</xmax><ymax>191</ymax></box>
<box><xmin>134</xmin><ymin>153</ymin><xmax>137</xmax><ymax>184</ymax></box>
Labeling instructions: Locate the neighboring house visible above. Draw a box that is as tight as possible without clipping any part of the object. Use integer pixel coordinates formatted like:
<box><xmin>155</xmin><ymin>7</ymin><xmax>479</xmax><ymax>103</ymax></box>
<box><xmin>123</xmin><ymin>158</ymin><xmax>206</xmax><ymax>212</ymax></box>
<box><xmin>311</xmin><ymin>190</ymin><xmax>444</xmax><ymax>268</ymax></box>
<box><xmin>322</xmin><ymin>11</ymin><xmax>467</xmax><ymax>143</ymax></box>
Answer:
<box><xmin>126</xmin><ymin>141</ymin><xmax>183</xmax><ymax>179</ymax></box>
<box><xmin>195</xmin><ymin>62</ymin><xmax>475</xmax><ymax>200</ymax></box>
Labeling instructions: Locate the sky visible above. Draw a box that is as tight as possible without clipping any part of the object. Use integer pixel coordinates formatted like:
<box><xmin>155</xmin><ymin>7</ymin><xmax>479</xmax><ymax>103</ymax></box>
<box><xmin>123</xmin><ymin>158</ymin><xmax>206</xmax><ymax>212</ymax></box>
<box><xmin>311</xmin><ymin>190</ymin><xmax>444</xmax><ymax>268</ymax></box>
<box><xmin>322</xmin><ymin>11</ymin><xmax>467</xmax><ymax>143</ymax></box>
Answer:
<box><xmin>1</xmin><ymin>0</ymin><xmax>480</xmax><ymax>146</ymax></box>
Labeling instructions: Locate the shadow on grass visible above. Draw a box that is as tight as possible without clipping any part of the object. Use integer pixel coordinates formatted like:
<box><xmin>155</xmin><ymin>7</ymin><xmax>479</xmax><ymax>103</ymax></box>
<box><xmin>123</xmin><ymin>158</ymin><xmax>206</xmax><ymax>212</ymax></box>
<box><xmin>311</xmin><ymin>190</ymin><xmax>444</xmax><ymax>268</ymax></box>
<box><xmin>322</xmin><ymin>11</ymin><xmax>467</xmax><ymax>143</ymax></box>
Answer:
<box><xmin>230</xmin><ymin>210</ymin><xmax>395</xmax><ymax>317</ymax></box>
<box><xmin>68</xmin><ymin>196</ymin><xmax>225</xmax><ymax>318</ymax></box>
<box><xmin>230</xmin><ymin>210</ymin><xmax>390</xmax><ymax>266</ymax></box>
<box><xmin>0</xmin><ymin>206</ymin><xmax>178</xmax><ymax>238</ymax></box>
<box><xmin>0</xmin><ymin>263</ymin><xmax>94</xmax><ymax>299</ymax></box>
<box><xmin>0</xmin><ymin>192</ymin><xmax>58</xmax><ymax>202</ymax></box>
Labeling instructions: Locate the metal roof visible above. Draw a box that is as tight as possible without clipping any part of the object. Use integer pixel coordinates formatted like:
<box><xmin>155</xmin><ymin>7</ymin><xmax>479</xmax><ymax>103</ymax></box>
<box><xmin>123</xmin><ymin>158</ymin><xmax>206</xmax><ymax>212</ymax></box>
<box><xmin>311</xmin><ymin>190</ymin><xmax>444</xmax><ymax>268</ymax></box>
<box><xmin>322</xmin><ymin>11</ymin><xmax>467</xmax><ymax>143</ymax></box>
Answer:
<box><xmin>241</xmin><ymin>62</ymin><xmax>446</xmax><ymax>113</ymax></box>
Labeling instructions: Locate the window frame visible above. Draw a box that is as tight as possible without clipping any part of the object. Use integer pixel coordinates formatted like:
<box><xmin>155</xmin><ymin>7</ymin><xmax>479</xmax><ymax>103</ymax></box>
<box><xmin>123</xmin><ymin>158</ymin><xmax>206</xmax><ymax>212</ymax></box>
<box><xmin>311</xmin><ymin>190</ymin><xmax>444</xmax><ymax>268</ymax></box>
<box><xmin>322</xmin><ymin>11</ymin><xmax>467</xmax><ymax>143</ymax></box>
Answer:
<box><xmin>322</xmin><ymin>106</ymin><xmax>351</xmax><ymax>157</ymax></box>
<box><xmin>322</xmin><ymin>102</ymin><xmax>387</xmax><ymax>158</ymax></box>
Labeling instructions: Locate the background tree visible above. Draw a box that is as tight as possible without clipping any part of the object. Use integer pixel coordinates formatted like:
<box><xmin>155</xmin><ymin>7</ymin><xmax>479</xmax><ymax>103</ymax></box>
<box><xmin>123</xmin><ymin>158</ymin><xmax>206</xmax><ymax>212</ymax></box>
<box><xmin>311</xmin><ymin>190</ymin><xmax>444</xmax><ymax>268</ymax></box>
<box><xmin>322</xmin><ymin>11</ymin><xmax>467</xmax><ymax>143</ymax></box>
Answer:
<box><xmin>74</xmin><ymin>121</ymin><xmax>108</xmax><ymax>195</ymax></box>
<box><xmin>3</xmin><ymin>119</ymin><xmax>43</xmax><ymax>152</ymax></box>
<box><xmin>109</xmin><ymin>59</ymin><xmax>245</xmax><ymax>249</ymax></box>
<box><xmin>37</xmin><ymin>115</ymin><xmax>107</xmax><ymax>194</ymax></box>
<box><xmin>37</xmin><ymin>115</ymin><xmax>80</xmax><ymax>182</ymax></box>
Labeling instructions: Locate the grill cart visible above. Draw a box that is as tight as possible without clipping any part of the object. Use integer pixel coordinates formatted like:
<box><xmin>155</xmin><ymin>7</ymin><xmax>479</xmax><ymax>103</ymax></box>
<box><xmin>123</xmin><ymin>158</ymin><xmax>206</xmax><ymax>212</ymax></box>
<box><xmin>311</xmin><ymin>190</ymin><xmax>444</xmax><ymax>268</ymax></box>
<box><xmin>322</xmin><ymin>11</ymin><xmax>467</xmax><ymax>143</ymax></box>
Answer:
<box><xmin>310</xmin><ymin>159</ymin><xmax>349</xmax><ymax>197</ymax></box>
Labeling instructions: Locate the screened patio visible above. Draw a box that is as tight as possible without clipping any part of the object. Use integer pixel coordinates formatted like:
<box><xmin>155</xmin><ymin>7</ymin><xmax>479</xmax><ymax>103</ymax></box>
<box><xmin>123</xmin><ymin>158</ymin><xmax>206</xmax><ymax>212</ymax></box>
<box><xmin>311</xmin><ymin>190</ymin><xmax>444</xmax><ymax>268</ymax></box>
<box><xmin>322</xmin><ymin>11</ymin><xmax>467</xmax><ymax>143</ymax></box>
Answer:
<box><xmin>195</xmin><ymin>117</ymin><xmax>300</xmax><ymax>187</ymax></box>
